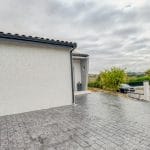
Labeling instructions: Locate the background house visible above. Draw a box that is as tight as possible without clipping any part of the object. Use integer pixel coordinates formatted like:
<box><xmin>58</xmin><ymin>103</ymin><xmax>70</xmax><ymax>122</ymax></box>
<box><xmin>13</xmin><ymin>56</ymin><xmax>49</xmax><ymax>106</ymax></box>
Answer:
<box><xmin>72</xmin><ymin>52</ymin><xmax>89</xmax><ymax>92</ymax></box>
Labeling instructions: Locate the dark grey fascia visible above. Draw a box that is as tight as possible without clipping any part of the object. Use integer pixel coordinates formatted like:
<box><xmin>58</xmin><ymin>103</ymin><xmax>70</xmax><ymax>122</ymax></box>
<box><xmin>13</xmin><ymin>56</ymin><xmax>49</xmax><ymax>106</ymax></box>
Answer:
<box><xmin>72</xmin><ymin>53</ymin><xmax>89</xmax><ymax>57</ymax></box>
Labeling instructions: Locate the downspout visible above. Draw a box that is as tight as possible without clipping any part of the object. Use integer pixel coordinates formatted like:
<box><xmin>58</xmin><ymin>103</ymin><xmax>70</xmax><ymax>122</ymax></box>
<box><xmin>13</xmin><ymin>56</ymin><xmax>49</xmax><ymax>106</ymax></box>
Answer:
<box><xmin>70</xmin><ymin>47</ymin><xmax>76</xmax><ymax>105</ymax></box>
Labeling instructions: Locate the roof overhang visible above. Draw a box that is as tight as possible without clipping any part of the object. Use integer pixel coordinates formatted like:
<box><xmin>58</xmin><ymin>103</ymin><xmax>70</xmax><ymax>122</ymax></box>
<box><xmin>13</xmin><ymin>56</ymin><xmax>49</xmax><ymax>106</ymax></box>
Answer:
<box><xmin>0</xmin><ymin>32</ymin><xmax>77</xmax><ymax>49</ymax></box>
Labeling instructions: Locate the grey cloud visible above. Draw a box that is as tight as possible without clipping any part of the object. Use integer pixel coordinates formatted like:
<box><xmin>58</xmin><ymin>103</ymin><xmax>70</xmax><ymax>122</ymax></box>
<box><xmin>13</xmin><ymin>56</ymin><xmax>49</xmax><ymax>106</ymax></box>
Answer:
<box><xmin>113</xmin><ymin>27</ymin><xmax>140</xmax><ymax>38</ymax></box>
<box><xmin>139</xmin><ymin>4</ymin><xmax>150</xmax><ymax>22</ymax></box>
<box><xmin>75</xmin><ymin>34</ymin><xmax>100</xmax><ymax>42</ymax></box>
<box><xmin>0</xmin><ymin>0</ymin><xmax>150</xmax><ymax>73</ymax></box>
<box><xmin>133</xmin><ymin>38</ymin><xmax>150</xmax><ymax>44</ymax></box>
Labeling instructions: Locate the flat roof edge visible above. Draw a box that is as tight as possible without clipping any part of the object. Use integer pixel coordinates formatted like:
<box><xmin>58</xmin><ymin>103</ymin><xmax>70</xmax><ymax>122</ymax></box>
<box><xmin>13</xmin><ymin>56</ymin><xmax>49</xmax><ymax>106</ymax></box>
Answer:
<box><xmin>72</xmin><ymin>53</ymin><xmax>89</xmax><ymax>57</ymax></box>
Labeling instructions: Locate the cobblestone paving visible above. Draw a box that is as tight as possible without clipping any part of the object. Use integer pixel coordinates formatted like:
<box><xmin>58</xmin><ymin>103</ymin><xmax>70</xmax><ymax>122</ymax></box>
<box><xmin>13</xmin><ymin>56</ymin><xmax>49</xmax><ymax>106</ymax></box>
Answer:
<box><xmin>0</xmin><ymin>92</ymin><xmax>150</xmax><ymax>150</ymax></box>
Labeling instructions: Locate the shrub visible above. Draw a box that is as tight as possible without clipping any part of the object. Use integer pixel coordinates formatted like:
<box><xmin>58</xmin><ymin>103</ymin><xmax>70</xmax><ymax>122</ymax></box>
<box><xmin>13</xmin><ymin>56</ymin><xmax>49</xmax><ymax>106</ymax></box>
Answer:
<box><xmin>97</xmin><ymin>67</ymin><xmax>127</xmax><ymax>91</ymax></box>
<box><xmin>88</xmin><ymin>67</ymin><xmax>127</xmax><ymax>91</ymax></box>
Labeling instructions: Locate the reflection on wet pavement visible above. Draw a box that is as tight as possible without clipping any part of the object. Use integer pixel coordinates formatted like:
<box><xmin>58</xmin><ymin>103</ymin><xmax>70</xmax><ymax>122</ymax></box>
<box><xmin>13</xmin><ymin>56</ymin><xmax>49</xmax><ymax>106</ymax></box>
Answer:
<box><xmin>0</xmin><ymin>92</ymin><xmax>150</xmax><ymax>149</ymax></box>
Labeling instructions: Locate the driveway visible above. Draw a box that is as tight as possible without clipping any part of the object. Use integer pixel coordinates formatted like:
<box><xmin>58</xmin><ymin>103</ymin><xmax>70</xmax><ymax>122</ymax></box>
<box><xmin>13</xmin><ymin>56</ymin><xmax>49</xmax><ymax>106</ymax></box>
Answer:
<box><xmin>0</xmin><ymin>92</ymin><xmax>150</xmax><ymax>150</ymax></box>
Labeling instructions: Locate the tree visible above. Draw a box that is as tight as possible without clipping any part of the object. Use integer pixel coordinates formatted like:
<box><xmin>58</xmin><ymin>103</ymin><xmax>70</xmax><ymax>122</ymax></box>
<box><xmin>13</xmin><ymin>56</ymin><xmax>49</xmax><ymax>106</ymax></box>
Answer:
<box><xmin>145</xmin><ymin>69</ymin><xmax>150</xmax><ymax>76</ymax></box>
<box><xmin>97</xmin><ymin>67</ymin><xmax>127</xmax><ymax>91</ymax></box>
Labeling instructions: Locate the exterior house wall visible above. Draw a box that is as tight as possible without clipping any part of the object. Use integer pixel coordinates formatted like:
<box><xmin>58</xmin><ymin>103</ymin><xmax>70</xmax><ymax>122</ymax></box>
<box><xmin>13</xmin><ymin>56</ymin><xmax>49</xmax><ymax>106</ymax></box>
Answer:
<box><xmin>73</xmin><ymin>56</ymin><xmax>89</xmax><ymax>91</ymax></box>
<box><xmin>73</xmin><ymin>59</ymin><xmax>81</xmax><ymax>91</ymax></box>
<box><xmin>81</xmin><ymin>58</ymin><xmax>89</xmax><ymax>90</ymax></box>
<box><xmin>0</xmin><ymin>41</ymin><xmax>72</xmax><ymax>116</ymax></box>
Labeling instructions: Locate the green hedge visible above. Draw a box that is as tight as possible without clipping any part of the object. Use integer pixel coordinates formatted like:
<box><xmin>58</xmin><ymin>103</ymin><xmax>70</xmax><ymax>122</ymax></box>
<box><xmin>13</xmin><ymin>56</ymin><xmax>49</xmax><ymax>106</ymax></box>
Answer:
<box><xmin>88</xmin><ymin>81</ymin><xmax>101</xmax><ymax>88</ymax></box>
<box><xmin>127</xmin><ymin>76</ymin><xmax>150</xmax><ymax>86</ymax></box>
<box><xmin>128</xmin><ymin>82</ymin><xmax>143</xmax><ymax>86</ymax></box>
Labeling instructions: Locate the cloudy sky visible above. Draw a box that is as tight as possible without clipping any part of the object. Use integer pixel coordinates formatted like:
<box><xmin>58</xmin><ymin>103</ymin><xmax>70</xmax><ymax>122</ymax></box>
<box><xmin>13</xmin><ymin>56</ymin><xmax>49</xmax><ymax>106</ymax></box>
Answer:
<box><xmin>0</xmin><ymin>0</ymin><xmax>150</xmax><ymax>73</ymax></box>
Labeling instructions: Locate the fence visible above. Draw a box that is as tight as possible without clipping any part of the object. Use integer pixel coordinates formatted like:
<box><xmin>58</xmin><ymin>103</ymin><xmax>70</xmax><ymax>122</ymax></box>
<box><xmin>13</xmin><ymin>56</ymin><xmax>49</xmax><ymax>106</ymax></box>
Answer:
<box><xmin>128</xmin><ymin>81</ymin><xmax>150</xmax><ymax>101</ymax></box>
<box><xmin>128</xmin><ymin>92</ymin><xmax>144</xmax><ymax>100</ymax></box>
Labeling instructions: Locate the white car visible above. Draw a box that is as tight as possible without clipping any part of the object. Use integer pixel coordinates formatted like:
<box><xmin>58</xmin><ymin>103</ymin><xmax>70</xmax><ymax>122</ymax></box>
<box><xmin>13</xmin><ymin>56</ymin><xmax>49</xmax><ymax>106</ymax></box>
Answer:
<box><xmin>119</xmin><ymin>84</ymin><xmax>135</xmax><ymax>93</ymax></box>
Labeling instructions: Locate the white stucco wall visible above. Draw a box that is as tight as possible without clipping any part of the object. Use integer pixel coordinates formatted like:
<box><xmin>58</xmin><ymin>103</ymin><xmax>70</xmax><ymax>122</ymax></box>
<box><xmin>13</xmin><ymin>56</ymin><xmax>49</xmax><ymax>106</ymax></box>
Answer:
<box><xmin>0</xmin><ymin>41</ymin><xmax>72</xmax><ymax>116</ymax></box>
<box><xmin>73</xmin><ymin>59</ymin><xmax>81</xmax><ymax>91</ymax></box>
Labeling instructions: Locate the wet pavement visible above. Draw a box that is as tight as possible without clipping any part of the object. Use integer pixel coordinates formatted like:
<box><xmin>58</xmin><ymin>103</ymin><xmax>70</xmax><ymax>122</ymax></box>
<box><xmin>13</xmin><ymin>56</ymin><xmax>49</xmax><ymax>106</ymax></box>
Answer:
<box><xmin>0</xmin><ymin>92</ymin><xmax>150</xmax><ymax>150</ymax></box>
